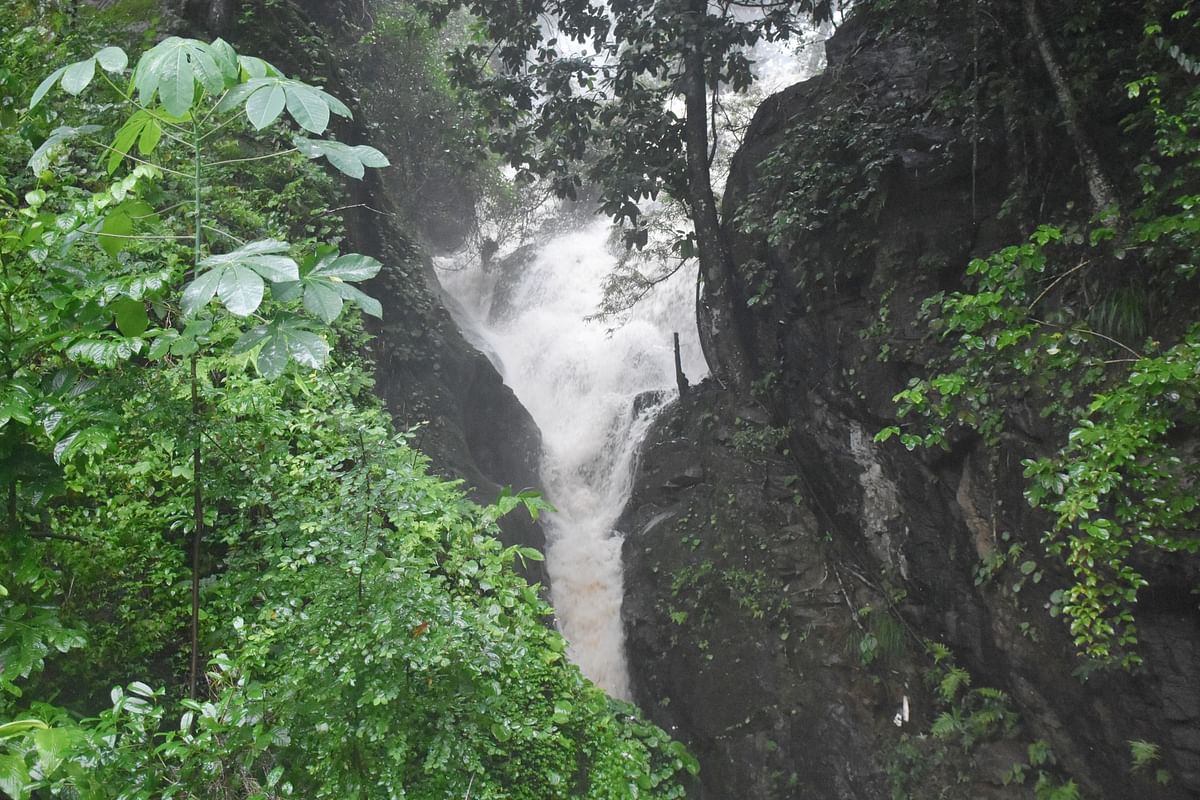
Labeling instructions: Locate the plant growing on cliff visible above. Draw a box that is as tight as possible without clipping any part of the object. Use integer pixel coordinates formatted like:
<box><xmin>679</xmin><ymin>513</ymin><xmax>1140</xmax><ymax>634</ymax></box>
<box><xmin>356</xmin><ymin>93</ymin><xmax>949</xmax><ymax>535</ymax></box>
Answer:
<box><xmin>877</xmin><ymin>4</ymin><xmax>1200</xmax><ymax>668</ymax></box>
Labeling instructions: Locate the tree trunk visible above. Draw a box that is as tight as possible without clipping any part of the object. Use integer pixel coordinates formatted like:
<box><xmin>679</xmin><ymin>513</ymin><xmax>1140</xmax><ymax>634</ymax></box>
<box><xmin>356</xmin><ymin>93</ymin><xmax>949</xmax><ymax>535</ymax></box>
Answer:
<box><xmin>681</xmin><ymin>0</ymin><xmax>756</xmax><ymax>392</ymax></box>
<box><xmin>1021</xmin><ymin>0</ymin><xmax>1119</xmax><ymax>219</ymax></box>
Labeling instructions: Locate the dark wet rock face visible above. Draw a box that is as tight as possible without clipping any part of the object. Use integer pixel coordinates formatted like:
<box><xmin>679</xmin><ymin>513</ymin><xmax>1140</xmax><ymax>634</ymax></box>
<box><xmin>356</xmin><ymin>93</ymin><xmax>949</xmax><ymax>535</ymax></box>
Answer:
<box><xmin>622</xmin><ymin>6</ymin><xmax>1200</xmax><ymax>799</ymax></box>
<box><xmin>622</xmin><ymin>387</ymin><xmax>896</xmax><ymax>799</ymax></box>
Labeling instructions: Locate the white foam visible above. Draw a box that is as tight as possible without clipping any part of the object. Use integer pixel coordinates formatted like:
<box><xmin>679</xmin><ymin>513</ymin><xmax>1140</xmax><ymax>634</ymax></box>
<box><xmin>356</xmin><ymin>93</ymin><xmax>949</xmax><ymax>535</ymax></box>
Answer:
<box><xmin>438</xmin><ymin>216</ymin><xmax>707</xmax><ymax>699</ymax></box>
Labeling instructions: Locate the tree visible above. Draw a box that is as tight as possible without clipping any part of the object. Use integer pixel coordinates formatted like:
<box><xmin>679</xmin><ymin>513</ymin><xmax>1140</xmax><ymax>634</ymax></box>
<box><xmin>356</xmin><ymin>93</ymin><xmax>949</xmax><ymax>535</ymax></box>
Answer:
<box><xmin>11</xmin><ymin>32</ymin><xmax>388</xmax><ymax>699</ymax></box>
<box><xmin>1</xmin><ymin>18</ymin><xmax>697</xmax><ymax>795</ymax></box>
<box><xmin>418</xmin><ymin>0</ymin><xmax>834</xmax><ymax>391</ymax></box>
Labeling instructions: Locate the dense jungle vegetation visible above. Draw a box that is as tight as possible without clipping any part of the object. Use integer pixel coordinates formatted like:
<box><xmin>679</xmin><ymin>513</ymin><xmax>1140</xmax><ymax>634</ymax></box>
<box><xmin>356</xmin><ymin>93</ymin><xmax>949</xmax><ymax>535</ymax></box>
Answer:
<box><xmin>0</xmin><ymin>2</ymin><xmax>695</xmax><ymax>797</ymax></box>
<box><xmin>2</xmin><ymin>0</ymin><xmax>1199</xmax><ymax>796</ymax></box>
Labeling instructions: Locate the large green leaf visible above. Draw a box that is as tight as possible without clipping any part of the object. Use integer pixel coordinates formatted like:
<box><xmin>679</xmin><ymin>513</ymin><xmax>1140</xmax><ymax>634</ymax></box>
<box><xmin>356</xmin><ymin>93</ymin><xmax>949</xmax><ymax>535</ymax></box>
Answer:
<box><xmin>302</xmin><ymin>282</ymin><xmax>344</xmax><ymax>323</ymax></box>
<box><xmin>286</xmin><ymin>329</ymin><xmax>329</xmax><ymax>369</ymax></box>
<box><xmin>181</xmin><ymin>269</ymin><xmax>222</xmax><ymax>317</ymax></box>
<box><xmin>160</xmin><ymin>44</ymin><xmax>194</xmax><ymax>117</ymax></box>
<box><xmin>98</xmin><ymin>200</ymin><xmax>155</xmax><ymax>257</ymax></box>
<box><xmin>294</xmin><ymin>137</ymin><xmax>389</xmax><ymax>179</ymax></box>
<box><xmin>33</xmin><ymin>727</ymin><xmax>74</xmax><ymax>776</ymax></box>
<box><xmin>134</xmin><ymin>38</ymin><xmax>227</xmax><ymax>117</ymax></box>
<box><xmin>312</xmin><ymin>253</ymin><xmax>382</xmax><ymax>282</ymax></box>
<box><xmin>284</xmin><ymin>84</ymin><xmax>331</xmax><ymax>134</ymax></box>
<box><xmin>232</xmin><ymin>324</ymin><xmax>271</xmax><ymax>355</ymax></box>
<box><xmin>209</xmin><ymin>38</ymin><xmax>239</xmax><ymax>81</ymax></box>
<box><xmin>234</xmin><ymin>318</ymin><xmax>329</xmax><ymax>378</ymax></box>
<box><xmin>60</xmin><ymin>58</ymin><xmax>96</xmax><ymax>95</ymax></box>
<box><xmin>213</xmin><ymin>80</ymin><xmax>260</xmax><ymax>115</ymax></box>
<box><xmin>221</xmin><ymin>77</ymin><xmax>347</xmax><ymax>133</ymax></box>
<box><xmin>284</xmin><ymin>251</ymin><xmax>383</xmax><ymax>322</ymax></box>
<box><xmin>138</xmin><ymin>116</ymin><xmax>162</xmax><ymax>156</ymax></box>
<box><xmin>188</xmin><ymin>241</ymin><xmax>298</xmax><ymax>317</ymax></box>
<box><xmin>0</xmin><ymin>753</ymin><xmax>30</xmax><ymax>800</ymax></box>
<box><xmin>216</xmin><ymin>265</ymin><xmax>264</xmax><ymax>317</ymax></box>
<box><xmin>98</xmin><ymin>208</ymin><xmax>132</xmax><ymax>256</ymax></box>
<box><xmin>237</xmin><ymin>55</ymin><xmax>283</xmax><ymax>80</ymax></box>
<box><xmin>95</xmin><ymin>46</ymin><xmax>128</xmax><ymax>73</ymax></box>
<box><xmin>314</xmin><ymin>85</ymin><xmax>352</xmax><ymax>119</ymax></box>
<box><xmin>245</xmin><ymin>83</ymin><xmax>286</xmax><ymax>130</ymax></box>
<box><xmin>257</xmin><ymin>333</ymin><xmax>289</xmax><ymax>378</ymax></box>
<box><xmin>199</xmin><ymin>239</ymin><xmax>299</xmax><ymax>282</ymax></box>
<box><xmin>111</xmin><ymin>297</ymin><xmax>149</xmax><ymax>337</ymax></box>
<box><xmin>336</xmin><ymin>282</ymin><xmax>383</xmax><ymax>318</ymax></box>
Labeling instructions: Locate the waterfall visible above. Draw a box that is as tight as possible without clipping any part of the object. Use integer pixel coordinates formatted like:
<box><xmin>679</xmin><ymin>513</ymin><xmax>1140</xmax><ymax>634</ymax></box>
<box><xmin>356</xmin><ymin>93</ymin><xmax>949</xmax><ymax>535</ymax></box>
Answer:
<box><xmin>437</xmin><ymin>214</ymin><xmax>708</xmax><ymax>699</ymax></box>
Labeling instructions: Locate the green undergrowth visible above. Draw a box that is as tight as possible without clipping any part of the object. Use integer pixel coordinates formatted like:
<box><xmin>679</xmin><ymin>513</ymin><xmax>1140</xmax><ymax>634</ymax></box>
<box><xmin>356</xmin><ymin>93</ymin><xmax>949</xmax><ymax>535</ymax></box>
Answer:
<box><xmin>888</xmin><ymin>643</ymin><xmax>1083</xmax><ymax>799</ymax></box>
<box><xmin>0</xmin><ymin>3</ymin><xmax>694</xmax><ymax>797</ymax></box>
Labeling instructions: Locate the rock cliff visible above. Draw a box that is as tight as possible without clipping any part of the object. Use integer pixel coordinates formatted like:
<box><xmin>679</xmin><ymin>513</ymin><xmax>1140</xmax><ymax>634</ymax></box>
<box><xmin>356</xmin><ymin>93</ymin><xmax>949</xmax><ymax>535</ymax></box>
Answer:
<box><xmin>621</xmin><ymin>4</ymin><xmax>1199</xmax><ymax>798</ymax></box>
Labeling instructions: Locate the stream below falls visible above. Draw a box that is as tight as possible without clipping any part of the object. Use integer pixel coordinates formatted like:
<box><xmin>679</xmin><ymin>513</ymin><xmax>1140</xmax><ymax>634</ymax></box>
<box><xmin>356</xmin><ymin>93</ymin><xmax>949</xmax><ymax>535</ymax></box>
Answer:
<box><xmin>437</xmin><ymin>215</ymin><xmax>708</xmax><ymax>699</ymax></box>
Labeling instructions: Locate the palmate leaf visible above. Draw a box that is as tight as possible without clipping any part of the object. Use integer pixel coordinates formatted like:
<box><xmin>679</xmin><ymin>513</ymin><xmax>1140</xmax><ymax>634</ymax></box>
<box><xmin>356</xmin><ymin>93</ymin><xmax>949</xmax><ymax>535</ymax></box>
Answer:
<box><xmin>107</xmin><ymin>111</ymin><xmax>164</xmax><ymax>173</ymax></box>
<box><xmin>133</xmin><ymin>37</ymin><xmax>228</xmax><ymax>117</ymax></box>
<box><xmin>233</xmin><ymin>317</ymin><xmax>330</xmax><ymax>378</ymax></box>
<box><xmin>184</xmin><ymin>240</ymin><xmax>299</xmax><ymax>317</ymax></box>
<box><xmin>219</xmin><ymin>77</ymin><xmax>350</xmax><ymax>133</ymax></box>
<box><xmin>294</xmin><ymin>137</ymin><xmax>388</xmax><ymax>179</ymax></box>
<box><xmin>29</xmin><ymin>46</ymin><xmax>127</xmax><ymax>109</ymax></box>
<box><xmin>278</xmin><ymin>251</ymin><xmax>383</xmax><ymax>323</ymax></box>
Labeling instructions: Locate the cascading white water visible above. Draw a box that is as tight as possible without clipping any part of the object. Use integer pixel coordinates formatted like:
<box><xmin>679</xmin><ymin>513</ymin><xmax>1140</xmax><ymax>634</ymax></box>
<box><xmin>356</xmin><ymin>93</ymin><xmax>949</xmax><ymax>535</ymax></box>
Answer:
<box><xmin>437</xmin><ymin>215</ymin><xmax>708</xmax><ymax>699</ymax></box>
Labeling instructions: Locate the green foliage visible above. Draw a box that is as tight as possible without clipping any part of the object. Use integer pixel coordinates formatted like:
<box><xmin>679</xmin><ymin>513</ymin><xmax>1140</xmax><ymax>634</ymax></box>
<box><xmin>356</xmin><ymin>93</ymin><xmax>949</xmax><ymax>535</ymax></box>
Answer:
<box><xmin>889</xmin><ymin>644</ymin><xmax>1078</xmax><ymax>798</ymax></box>
<box><xmin>0</xmin><ymin>10</ymin><xmax>693</xmax><ymax>798</ymax></box>
<box><xmin>1129</xmin><ymin>738</ymin><xmax>1161</xmax><ymax>772</ymax></box>
<box><xmin>850</xmin><ymin>605</ymin><xmax>906</xmax><ymax>668</ymax></box>
<box><xmin>877</xmin><ymin>3</ymin><xmax>1200</xmax><ymax>668</ymax></box>
<box><xmin>736</xmin><ymin>105</ymin><xmax>893</xmax><ymax>251</ymax></box>
<box><xmin>417</xmin><ymin>0</ymin><xmax>834</xmax><ymax>232</ymax></box>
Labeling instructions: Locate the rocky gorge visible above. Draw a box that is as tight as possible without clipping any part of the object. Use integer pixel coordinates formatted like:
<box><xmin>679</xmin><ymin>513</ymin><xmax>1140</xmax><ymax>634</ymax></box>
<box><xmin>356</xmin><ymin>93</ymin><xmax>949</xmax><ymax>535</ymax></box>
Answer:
<box><xmin>165</xmin><ymin>0</ymin><xmax>1200</xmax><ymax>796</ymax></box>
<box><xmin>620</xmin><ymin>4</ymin><xmax>1200</xmax><ymax>798</ymax></box>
